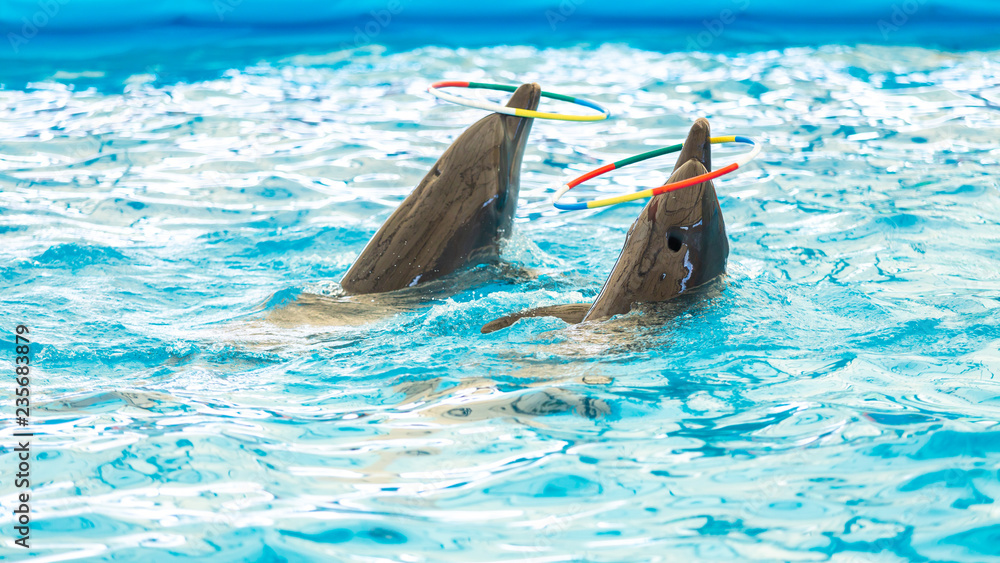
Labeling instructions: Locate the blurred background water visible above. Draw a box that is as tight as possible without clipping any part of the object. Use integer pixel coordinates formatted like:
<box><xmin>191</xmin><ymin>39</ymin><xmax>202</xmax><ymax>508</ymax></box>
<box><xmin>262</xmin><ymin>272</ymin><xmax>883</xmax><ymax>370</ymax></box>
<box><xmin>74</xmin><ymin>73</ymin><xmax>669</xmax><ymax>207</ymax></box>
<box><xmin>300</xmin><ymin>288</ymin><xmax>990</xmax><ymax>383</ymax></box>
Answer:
<box><xmin>2</xmin><ymin>1</ymin><xmax>1000</xmax><ymax>561</ymax></box>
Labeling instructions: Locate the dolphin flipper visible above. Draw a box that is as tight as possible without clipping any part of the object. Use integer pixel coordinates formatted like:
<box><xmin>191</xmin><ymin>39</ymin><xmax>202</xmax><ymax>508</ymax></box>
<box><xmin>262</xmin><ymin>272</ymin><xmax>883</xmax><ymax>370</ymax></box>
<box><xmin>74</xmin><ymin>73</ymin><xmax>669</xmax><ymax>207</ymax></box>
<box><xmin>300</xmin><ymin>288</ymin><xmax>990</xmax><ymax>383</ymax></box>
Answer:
<box><xmin>481</xmin><ymin>303</ymin><xmax>592</xmax><ymax>334</ymax></box>
<box><xmin>341</xmin><ymin>83</ymin><xmax>542</xmax><ymax>295</ymax></box>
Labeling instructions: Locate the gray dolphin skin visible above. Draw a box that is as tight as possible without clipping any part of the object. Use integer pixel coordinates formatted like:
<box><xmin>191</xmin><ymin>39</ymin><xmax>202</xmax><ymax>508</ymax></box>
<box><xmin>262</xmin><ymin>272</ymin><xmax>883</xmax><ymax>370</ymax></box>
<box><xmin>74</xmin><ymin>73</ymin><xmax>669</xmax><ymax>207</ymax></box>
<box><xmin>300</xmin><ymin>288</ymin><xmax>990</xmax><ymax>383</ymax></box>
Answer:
<box><xmin>481</xmin><ymin>118</ymin><xmax>728</xmax><ymax>334</ymax></box>
<box><xmin>340</xmin><ymin>83</ymin><xmax>542</xmax><ymax>295</ymax></box>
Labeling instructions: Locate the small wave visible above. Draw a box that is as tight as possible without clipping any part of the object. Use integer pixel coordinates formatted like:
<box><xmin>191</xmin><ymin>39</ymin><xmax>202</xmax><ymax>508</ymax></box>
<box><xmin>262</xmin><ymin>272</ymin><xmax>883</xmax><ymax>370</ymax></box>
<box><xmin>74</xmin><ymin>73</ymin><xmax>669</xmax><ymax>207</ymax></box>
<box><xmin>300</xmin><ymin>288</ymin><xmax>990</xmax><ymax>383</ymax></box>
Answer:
<box><xmin>33</xmin><ymin>243</ymin><xmax>128</xmax><ymax>268</ymax></box>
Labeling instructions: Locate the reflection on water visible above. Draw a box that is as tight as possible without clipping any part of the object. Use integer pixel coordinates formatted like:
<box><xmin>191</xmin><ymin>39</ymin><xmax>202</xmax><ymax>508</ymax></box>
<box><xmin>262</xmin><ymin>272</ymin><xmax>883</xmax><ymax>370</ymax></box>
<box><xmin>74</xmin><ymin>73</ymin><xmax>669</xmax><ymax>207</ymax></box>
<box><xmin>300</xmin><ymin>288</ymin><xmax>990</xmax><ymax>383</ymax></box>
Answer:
<box><xmin>1</xmin><ymin>42</ymin><xmax>1000</xmax><ymax>560</ymax></box>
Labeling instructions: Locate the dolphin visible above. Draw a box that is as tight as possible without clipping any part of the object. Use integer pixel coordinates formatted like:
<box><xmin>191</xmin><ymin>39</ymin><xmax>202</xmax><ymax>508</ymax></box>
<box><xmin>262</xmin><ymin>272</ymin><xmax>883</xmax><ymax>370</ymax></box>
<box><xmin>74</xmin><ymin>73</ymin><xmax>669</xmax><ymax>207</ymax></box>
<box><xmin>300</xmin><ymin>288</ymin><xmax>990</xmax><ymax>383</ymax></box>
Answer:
<box><xmin>481</xmin><ymin>117</ymin><xmax>728</xmax><ymax>333</ymax></box>
<box><xmin>340</xmin><ymin>83</ymin><xmax>542</xmax><ymax>295</ymax></box>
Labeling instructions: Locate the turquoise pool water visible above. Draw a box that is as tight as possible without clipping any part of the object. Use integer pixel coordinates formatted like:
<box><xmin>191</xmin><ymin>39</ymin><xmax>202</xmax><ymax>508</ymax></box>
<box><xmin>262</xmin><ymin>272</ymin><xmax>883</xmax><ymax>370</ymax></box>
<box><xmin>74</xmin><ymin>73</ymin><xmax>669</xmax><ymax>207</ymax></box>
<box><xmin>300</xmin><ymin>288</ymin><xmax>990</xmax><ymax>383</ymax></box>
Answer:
<box><xmin>2</xmin><ymin>21</ymin><xmax>1000</xmax><ymax>563</ymax></box>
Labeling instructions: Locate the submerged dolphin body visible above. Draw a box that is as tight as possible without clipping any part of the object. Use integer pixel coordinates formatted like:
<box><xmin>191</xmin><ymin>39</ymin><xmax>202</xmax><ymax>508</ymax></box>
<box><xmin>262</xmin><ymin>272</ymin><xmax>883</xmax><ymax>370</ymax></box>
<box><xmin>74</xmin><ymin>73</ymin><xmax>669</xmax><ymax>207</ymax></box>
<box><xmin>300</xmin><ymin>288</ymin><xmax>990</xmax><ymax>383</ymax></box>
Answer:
<box><xmin>340</xmin><ymin>83</ymin><xmax>542</xmax><ymax>295</ymax></box>
<box><xmin>481</xmin><ymin>118</ymin><xmax>729</xmax><ymax>333</ymax></box>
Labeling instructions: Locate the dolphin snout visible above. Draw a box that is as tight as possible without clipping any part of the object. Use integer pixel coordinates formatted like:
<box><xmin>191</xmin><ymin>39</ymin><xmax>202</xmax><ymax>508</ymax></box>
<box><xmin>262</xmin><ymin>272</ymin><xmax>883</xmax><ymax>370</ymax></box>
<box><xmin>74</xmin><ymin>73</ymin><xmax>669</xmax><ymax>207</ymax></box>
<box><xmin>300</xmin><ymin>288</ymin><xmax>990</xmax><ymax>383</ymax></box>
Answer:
<box><xmin>675</xmin><ymin>117</ymin><xmax>712</xmax><ymax>173</ymax></box>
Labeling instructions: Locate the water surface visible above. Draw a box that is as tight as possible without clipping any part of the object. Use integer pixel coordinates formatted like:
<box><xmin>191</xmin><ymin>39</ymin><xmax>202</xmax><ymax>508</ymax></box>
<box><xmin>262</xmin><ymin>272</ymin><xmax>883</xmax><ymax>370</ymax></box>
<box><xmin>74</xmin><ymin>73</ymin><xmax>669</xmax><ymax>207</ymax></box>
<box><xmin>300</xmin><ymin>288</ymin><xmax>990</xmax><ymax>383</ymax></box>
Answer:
<box><xmin>2</xmin><ymin>41</ymin><xmax>1000</xmax><ymax>561</ymax></box>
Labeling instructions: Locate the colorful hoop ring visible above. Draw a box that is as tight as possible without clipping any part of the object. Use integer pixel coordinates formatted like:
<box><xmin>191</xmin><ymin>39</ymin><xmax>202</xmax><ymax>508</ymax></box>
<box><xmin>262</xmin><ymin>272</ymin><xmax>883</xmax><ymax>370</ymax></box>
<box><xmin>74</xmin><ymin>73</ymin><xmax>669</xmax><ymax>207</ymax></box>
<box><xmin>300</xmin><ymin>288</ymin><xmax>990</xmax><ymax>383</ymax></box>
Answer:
<box><xmin>427</xmin><ymin>81</ymin><xmax>611</xmax><ymax>122</ymax></box>
<box><xmin>552</xmin><ymin>136</ymin><xmax>762</xmax><ymax>210</ymax></box>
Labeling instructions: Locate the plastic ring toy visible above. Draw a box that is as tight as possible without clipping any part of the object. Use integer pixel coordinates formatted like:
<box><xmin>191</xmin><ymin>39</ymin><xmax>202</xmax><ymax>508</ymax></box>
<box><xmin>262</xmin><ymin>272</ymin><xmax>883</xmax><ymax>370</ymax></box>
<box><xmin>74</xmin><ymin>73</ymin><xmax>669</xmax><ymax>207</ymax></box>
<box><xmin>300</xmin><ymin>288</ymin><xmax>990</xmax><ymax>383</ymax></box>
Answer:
<box><xmin>427</xmin><ymin>81</ymin><xmax>611</xmax><ymax>122</ymax></box>
<box><xmin>552</xmin><ymin>136</ymin><xmax>762</xmax><ymax>210</ymax></box>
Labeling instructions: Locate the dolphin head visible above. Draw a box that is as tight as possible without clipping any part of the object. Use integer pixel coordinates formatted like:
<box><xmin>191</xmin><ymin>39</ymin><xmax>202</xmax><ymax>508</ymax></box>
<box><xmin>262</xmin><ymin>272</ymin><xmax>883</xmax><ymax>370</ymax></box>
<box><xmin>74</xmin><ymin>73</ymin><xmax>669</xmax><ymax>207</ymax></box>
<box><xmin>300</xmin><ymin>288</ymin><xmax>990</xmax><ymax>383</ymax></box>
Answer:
<box><xmin>491</xmin><ymin>83</ymin><xmax>542</xmax><ymax>232</ymax></box>
<box><xmin>425</xmin><ymin>82</ymin><xmax>542</xmax><ymax>266</ymax></box>
<box><xmin>339</xmin><ymin>83</ymin><xmax>541</xmax><ymax>295</ymax></box>
<box><xmin>653</xmin><ymin>117</ymin><xmax>728</xmax><ymax>294</ymax></box>
<box><xmin>584</xmin><ymin>117</ymin><xmax>729</xmax><ymax>321</ymax></box>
